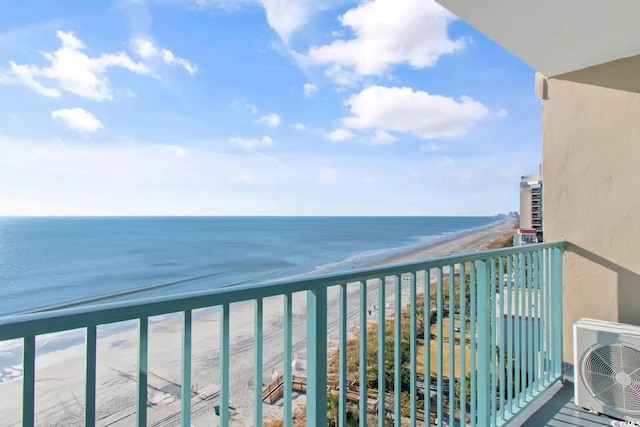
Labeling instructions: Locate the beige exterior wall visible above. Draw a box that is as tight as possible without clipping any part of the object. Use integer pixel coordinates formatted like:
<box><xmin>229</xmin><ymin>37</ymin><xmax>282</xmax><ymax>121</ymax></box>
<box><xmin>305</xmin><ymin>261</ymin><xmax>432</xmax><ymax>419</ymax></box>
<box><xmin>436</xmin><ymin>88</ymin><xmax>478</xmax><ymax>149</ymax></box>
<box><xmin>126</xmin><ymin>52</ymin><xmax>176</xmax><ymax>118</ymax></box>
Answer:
<box><xmin>542</xmin><ymin>54</ymin><xmax>640</xmax><ymax>361</ymax></box>
<box><xmin>519</xmin><ymin>185</ymin><xmax>533</xmax><ymax>229</ymax></box>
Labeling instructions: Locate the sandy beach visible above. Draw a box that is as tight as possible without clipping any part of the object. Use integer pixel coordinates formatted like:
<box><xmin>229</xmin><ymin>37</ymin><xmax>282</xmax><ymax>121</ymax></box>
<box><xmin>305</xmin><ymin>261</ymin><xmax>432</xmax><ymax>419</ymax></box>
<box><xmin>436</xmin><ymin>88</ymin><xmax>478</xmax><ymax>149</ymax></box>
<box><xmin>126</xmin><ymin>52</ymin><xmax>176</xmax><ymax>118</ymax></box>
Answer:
<box><xmin>0</xmin><ymin>218</ymin><xmax>516</xmax><ymax>426</ymax></box>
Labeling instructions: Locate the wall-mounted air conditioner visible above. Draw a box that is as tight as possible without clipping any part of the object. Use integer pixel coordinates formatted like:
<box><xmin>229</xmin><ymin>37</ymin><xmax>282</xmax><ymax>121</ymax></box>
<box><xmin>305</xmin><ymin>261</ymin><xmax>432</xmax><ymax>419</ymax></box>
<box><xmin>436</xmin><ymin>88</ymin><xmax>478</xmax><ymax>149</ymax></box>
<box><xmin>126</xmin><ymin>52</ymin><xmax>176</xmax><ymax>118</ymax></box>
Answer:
<box><xmin>574</xmin><ymin>318</ymin><xmax>640</xmax><ymax>423</ymax></box>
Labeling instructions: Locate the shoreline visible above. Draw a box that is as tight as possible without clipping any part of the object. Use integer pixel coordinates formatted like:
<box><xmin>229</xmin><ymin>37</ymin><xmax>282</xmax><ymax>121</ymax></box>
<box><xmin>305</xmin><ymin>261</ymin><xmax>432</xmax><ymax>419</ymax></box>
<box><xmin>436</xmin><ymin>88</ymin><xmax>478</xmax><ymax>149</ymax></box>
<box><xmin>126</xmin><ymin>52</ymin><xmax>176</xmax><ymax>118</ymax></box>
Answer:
<box><xmin>0</xmin><ymin>219</ymin><xmax>517</xmax><ymax>426</ymax></box>
<box><xmin>371</xmin><ymin>217</ymin><xmax>516</xmax><ymax>267</ymax></box>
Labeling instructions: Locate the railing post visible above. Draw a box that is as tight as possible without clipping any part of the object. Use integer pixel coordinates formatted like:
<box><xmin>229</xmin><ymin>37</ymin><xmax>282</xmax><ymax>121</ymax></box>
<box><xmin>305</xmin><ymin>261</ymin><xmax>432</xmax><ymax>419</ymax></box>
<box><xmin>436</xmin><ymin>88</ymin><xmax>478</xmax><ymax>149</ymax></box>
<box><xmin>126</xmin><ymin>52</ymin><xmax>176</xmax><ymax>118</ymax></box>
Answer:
<box><xmin>552</xmin><ymin>246</ymin><xmax>563</xmax><ymax>378</ymax></box>
<box><xmin>359</xmin><ymin>281</ymin><xmax>368</xmax><ymax>427</ymax></box>
<box><xmin>220</xmin><ymin>303</ymin><xmax>230</xmax><ymax>426</ymax></box>
<box><xmin>254</xmin><ymin>299</ymin><xmax>263</xmax><ymax>427</ymax></box>
<box><xmin>137</xmin><ymin>317</ymin><xmax>148</xmax><ymax>427</ymax></box>
<box><xmin>339</xmin><ymin>284</ymin><xmax>347</xmax><ymax>427</ymax></box>
<box><xmin>477</xmin><ymin>259</ymin><xmax>491</xmax><ymax>426</ymax></box>
<box><xmin>307</xmin><ymin>286</ymin><xmax>327</xmax><ymax>425</ymax></box>
<box><xmin>23</xmin><ymin>336</ymin><xmax>35</xmax><ymax>427</ymax></box>
<box><xmin>85</xmin><ymin>326</ymin><xmax>97</xmax><ymax>427</ymax></box>
<box><xmin>181</xmin><ymin>310</ymin><xmax>192</xmax><ymax>427</ymax></box>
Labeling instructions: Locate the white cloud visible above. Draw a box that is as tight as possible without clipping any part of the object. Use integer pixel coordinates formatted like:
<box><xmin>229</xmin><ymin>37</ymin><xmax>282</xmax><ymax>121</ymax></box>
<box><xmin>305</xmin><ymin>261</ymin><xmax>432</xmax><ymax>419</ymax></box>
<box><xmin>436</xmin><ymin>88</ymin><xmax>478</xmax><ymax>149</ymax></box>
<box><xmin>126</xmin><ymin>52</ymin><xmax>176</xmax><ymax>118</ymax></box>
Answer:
<box><xmin>5</xmin><ymin>30</ymin><xmax>151</xmax><ymax>101</ymax></box>
<box><xmin>437</xmin><ymin>156</ymin><xmax>455</xmax><ymax>167</ymax></box>
<box><xmin>7</xmin><ymin>62</ymin><xmax>61</xmax><ymax>97</ymax></box>
<box><xmin>497</xmin><ymin>108</ymin><xmax>508</xmax><ymax>118</ymax></box>
<box><xmin>255</xmin><ymin>113</ymin><xmax>281</xmax><ymax>128</ymax></box>
<box><xmin>316</xmin><ymin>167</ymin><xmax>338</xmax><ymax>184</ymax></box>
<box><xmin>326</xmin><ymin>128</ymin><xmax>354</xmax><ymax>142</ymax></box>
<box><xmin>0</xmin><ymin>135</ymin><xmax>533</xmax><ymax>216</ymax></box>
<box><xmin>229</xmin><ymin>135</ymin><xmax>274</xmax><ymax>149</ymax></box>
<box><xmin>305</xmin><ymin>0</ymin><xmax>464</xmax><ymax>84</ymax></box>
<box><xmin>169</xmin><ymin>0</ymin><xmax>346</xmax><ymax>44</ymax></box>
<box><xmin>130</xmin><ymin>37</ymin><xmax>197</xmax><ymax>74</ymax></box>
<box><xmin>362</xmin><ymin>175</ymin><xmax>376</xmax><ymax>184</ymax></box>
<box><xmin>231</xmin><ymin>98</ymin><xmax>258</xmax><ymax>115</ymax></box>
<box><xmin>303</xmin><ymin>82</ymin><xmax>317</xmax><ymax>97</ymax></box>
<box><xmin>260</xmin><ymin>0</ymin><xmax>317</xmax><ymax>44</ymax></box>
<box><xmin>342</xmin><ymin>86</ymin><xmax>489</xmax><ymax>139</ymax></box>
<box><xmin>164</xmin><ymin>145</ymin><xmax>188</xmax><ymax>156</ymax></box>
<box><xmin>232</xmin><ymin>173</ymin><xmax>256</xmax><ymax>184</ymax></box>
<box><xmin>420</xmin><ymin>142</ymin><xmax>442</xmax><ymax>152</ymax></box>
<box><xmin>373</xmin><ymin>129</ymin><xmax>394</xmax><ymax>145</ymax></box>
<box><xmin>293</xmin><ymin>123</ymin><xmax>306</xmax><ymax>131</ymax></box>
<box><xmin>51</xmin><ymin>108</ymin><xmax>103</xmax><ymax>133</ymax></box>
<box><xmin>258</xmin><ymin>0</ymin><xmax>348</xmax><ymax>44</ymax></box>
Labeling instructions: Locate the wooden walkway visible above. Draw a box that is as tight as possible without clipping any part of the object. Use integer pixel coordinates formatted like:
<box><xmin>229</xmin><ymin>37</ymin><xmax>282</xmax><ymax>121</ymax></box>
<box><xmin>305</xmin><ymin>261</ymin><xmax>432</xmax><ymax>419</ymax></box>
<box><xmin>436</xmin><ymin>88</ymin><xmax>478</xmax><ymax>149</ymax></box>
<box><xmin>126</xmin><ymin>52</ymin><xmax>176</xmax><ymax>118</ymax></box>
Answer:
<box><xmin>261</xmin><ymin>375</ymin><xmax>429</xmax><ymax>421</ymax></box>
<box><xmin>262</xmin><ymin>375</ymin><xmax>308</xmax><ymax>404</ymax></box>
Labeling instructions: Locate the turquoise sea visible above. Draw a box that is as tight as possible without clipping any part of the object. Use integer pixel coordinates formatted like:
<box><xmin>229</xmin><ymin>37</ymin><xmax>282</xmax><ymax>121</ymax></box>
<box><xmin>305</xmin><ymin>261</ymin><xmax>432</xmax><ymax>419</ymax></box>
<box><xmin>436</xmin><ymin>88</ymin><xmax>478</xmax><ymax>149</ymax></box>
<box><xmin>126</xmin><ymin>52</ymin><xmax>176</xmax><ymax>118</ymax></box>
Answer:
<box><xmin>0</xmin><ymin>216</ymin><xmax>499</xmax><ymax>316</ymax></box>
<box><xmin>0</xmin><ymin>216</ymin><xmax>500</xmax><ymax>379</ymax></box>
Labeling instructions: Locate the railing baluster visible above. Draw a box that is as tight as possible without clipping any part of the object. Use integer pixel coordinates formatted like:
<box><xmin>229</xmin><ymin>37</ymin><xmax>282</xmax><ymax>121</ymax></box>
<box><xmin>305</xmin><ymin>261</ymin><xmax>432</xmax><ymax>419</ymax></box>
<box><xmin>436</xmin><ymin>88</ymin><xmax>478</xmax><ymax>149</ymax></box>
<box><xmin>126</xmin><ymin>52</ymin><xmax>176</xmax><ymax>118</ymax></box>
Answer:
<box><xmin>506</xmin><ymin>254</ymin><xmax>513</xmax><ymax>417</ymax></box>
<box><xmin>409</xmin><ymin>272</ymin><xmax>417</xmax><ymax>427</ymax></box>
<box><xmin>137</xmin><ymin>317</ymin><xmax>148</xmax><ymax>427</ymax></box>
<box><xmin>469</xmin><ymin>262</ymin><xmax>477</xmax><ymax>427</ymax></box>
<box><xmin>526</xmin><ymin>252</ymin><xmax>534</xmax><ymax>399</ymax></box>
<box><xmin>378</xmin><ymin>277</ymin><xmax>386</xmax><ymax>426</ymax></box>
<box><xmin>182</xmin><ymin>310</ymin><xmax>192</xmax><ymax>427</ymax></box>
<box><xmin>85</xmin><ymin>326</ymin><xmax>97</xmax><ymax>427</ymax></box>
<box><xmin>459</xmin><ymin>263</ymin><xmax>467</xmax><ymax>426</ymax></box>
<box><xmin>490</xmin><ymin>258</ymin><xmax>497</xmax><ymax>425</ymax></box>
<box><xmin>23</xmin><ymin>335</ymin><xmax>35</xmax><ymax>427</ymax></box>
<box><xmin>394</xmin><ymin>275</ymin><xmax>401</xmax><ymax>426</ymax></box>
<box><xmin>255</xmin><ymin>298</ymin><xmax>263</xmax><ymax>426</ymax></box>
<box><xmin>284</xmin><ymin>293</ymin><xmax>293</xmax><ymax>427</ymax></box>
<box><xmin>220</xmin><ymin>303</ymin><xmax>230</xmax><ymax>426</ymax></box>
<box><xmin>425</xmin><ymin>269</ymin><xmax>431</xmax><ymax>426</ymax></box>
<box><xmin>359</xmin><ymin>281</ymin><xmax>368</xmax><ymax>427</ymax></box>
<box><xmin>476</xmin><ymin>259</ymin><xmax>490</xmax><ymax>427</ymax></box>
<box><xmin>448</xmin><ymin>264</ymin><xmax>455</xmax><ymax>427</ymax></box>
<box><xmin>514</xmin><ymin>254</ymin><xmax>522</xmax><ymax>408</ymax></box>
<box><xmin>552</xmin><ymin>246</ymin><xmax>563</xmax><ymax>378</ymax></box>
<box><xmin>520</xmin><ymin>253</ymin><xmax>526</xmax><ymax>402</ymax></box>
<box><xmin>540</xmin><ymin>249</ymin><xmax>549</xmax><ymax>387</ymax></box>
<box><xmin>498</xmin><ymin>256</ymin><xmax>505</xmax><ymax>424</ymax></box>
<box><xmin>436</xmin><ymin>267</ymin><xmax>444</xmax><ymax>427</ymax></box>
<box><xmin>339</xmin><ymin>284</ymin><xmax>347</xmax><ymax>427</ymax></box>
<box><xmin>307</xmin><ymin>286</ymin><xmax>327</xmax><ymax>425</ymax></box>
<box><xmin>532</xmin><ymin>251</ymin><xmax>540</xmax><ymax>394</ymax></box>
<box><xmin>545</xmin><ymin>248</ymin><xmax>552</xmax><ymax>385</ymax></box>
<box><xmin>538</xmin><ymin>249</ymin><xmax>544</xmax><ymax>387</ymax></box>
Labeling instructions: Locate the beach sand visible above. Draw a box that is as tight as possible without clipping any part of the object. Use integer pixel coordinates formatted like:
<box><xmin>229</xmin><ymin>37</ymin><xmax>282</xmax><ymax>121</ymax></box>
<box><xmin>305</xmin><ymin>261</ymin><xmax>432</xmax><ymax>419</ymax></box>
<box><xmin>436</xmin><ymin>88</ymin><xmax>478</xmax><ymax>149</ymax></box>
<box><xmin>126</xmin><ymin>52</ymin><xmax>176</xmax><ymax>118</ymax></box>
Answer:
<box><xmin>0</xmin><ymin>218</ymin><xmax>516</xmax><ymax>426</ymax></box>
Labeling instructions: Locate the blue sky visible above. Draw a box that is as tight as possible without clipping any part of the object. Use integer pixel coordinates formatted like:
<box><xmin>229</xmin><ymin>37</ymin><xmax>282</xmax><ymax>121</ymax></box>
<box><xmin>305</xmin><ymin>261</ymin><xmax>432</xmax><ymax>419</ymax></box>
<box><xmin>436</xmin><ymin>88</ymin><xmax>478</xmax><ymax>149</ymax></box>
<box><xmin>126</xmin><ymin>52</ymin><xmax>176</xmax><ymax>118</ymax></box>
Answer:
<box><xmin>0</xmin><ymin>0</ymin><xmax>541</xmax><ymax>216</ymax></box>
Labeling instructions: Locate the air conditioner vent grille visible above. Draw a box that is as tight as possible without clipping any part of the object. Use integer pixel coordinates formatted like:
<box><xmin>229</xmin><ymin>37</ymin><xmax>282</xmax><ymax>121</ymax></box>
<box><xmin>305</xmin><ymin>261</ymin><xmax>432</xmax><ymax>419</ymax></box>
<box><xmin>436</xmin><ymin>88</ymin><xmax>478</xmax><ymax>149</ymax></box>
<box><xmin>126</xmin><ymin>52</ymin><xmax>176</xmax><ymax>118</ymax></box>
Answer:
<box><xmin>582</xmin><ymin>343</ymin><xmax>640</xmax><ymax>414</ymax></box>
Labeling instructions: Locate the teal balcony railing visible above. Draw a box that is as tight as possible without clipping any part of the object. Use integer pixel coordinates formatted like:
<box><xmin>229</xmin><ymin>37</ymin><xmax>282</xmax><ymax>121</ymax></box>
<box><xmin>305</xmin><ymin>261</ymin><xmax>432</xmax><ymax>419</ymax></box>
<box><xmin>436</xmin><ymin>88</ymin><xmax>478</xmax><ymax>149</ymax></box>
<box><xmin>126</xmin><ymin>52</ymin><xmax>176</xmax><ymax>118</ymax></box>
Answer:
<box><xmin>0</xmin><ymin>242</ymin><xmax>564</xmax><ymax>426</ymax></box>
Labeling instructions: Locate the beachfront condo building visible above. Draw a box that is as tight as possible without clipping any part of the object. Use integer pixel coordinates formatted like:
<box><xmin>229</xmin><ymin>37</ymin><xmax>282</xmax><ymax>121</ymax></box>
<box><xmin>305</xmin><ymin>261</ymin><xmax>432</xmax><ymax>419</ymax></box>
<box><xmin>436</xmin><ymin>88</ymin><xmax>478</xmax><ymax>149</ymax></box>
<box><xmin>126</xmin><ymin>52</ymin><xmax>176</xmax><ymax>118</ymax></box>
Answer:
<box><xmin>516</xmin><ymin>174</ymin><xmax>543</xmax><ymax>245</ymax></box>
<box><xmin>2</xmin><ymin>1</ymin><xmax>640</xmax><ymax>426</ymax></box>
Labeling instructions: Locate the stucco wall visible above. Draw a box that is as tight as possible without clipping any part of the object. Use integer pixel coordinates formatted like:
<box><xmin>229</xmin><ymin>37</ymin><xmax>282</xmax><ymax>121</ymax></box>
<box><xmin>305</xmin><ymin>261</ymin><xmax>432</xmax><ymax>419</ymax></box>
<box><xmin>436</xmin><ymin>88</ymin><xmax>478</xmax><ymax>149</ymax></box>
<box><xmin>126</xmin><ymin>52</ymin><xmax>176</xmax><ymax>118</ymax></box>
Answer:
<box><xmin>519</xmin><ymin>185</ymin><xmax>533</xmax><ymax>229</ymax></box>
<box><xmin>542</xmin><ymin>54</ymin><xmax>640</xmax><ymax>361</ymax></box>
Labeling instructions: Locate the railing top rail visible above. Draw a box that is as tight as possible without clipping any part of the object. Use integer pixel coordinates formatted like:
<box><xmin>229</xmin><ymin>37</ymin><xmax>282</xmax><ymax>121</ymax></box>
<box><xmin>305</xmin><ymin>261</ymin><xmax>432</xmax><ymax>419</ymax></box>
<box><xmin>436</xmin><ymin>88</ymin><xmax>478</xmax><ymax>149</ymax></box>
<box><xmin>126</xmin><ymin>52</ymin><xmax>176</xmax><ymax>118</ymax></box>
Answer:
<box><xmin>0</xmin><ymin>241</ymin><xmax>564</xmax><ymax>341</ymax></box>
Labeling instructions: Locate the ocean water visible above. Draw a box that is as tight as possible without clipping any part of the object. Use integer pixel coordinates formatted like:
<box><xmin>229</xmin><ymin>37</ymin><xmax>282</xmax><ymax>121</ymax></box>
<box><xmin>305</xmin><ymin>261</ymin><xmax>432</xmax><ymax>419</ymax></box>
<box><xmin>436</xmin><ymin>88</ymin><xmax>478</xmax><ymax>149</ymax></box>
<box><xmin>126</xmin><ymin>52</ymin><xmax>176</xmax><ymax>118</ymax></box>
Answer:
<box><xmin>0</xmin><ymin>216</ymin><xmax>500</xmax><ymax>380</ymax></box>
<box><xmin>0</xmin><ymin>216</ymin><xmax>499</xmax><ymax>316</ymax></box>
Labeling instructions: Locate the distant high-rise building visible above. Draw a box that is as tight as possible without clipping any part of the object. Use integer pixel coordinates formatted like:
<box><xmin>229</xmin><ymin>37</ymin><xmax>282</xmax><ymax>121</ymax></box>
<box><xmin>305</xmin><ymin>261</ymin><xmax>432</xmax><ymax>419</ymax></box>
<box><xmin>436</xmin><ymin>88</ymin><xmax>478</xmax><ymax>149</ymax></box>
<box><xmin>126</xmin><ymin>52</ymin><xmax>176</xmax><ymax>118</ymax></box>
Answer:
<box><xmin>516</xmin><ymin>173</ymin><xmax>543</xmax><ymax>245</ymax></box>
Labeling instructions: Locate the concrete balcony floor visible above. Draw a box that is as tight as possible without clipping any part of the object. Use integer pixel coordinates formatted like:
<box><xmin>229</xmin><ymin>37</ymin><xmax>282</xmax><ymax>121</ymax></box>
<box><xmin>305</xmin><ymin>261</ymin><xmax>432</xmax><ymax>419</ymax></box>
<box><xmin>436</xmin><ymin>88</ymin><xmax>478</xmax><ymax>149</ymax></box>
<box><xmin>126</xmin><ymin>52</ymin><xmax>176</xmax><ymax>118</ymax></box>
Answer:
<box><xmin>520</xmin><ymin>381</ymin><xmax>630</xmax><ymax>427</ymax></box>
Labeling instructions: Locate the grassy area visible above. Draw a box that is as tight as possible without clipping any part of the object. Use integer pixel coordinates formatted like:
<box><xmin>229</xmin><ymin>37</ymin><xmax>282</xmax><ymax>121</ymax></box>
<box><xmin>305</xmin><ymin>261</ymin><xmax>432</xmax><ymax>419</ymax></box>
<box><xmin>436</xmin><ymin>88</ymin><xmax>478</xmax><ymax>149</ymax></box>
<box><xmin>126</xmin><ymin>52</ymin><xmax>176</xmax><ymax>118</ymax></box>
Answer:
<box><xmin>418</xmin><ymin>318</ymin><xmax>471</xmax><ymax>379</ymax></box>
<box><xmin>484</xmin><ymin>227</ymin><xmax>516</xmax><ymax>250</ymax></box>
<box><xmin>267</xmin><ymin>227</ymin><xmax>517</xmax><ymax>425</ymax></box>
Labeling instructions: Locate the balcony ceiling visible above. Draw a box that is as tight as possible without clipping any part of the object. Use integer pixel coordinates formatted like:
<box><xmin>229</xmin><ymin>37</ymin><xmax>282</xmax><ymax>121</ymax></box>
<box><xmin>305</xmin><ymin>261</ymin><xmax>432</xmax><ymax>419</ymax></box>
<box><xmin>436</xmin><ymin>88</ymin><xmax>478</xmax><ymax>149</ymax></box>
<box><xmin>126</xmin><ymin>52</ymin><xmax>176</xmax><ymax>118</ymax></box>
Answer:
<box><xmin>436</xmin><ymin>0</ymin><xmax>640</xmax><ymax>77</ymax></box>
